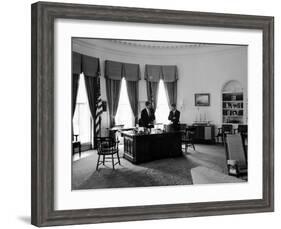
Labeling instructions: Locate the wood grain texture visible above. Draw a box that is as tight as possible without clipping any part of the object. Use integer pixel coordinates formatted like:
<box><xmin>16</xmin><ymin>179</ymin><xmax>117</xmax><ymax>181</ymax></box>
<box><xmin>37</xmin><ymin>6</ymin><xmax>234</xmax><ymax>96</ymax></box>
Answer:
<box><xmin>31</xmin><ymin>1</ymin><xmax>274</xmax><ymax>227</ymax></box>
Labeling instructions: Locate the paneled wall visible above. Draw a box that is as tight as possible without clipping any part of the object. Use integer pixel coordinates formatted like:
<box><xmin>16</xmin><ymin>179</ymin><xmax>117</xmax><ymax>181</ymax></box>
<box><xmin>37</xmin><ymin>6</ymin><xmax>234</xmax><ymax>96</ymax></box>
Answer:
<box><xmin>73</xmin><ymin>39</ymin><xmax>247</xmax><ymax>135</ymax></box>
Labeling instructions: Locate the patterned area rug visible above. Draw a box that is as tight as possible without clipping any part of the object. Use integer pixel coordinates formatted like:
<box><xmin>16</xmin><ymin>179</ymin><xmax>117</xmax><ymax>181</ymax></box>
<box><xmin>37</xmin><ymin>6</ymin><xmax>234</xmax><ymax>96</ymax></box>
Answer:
<box><xmin>72</xmin><ymin>144</ymin><xmax>232</xmax><ymax>190</ymax></box>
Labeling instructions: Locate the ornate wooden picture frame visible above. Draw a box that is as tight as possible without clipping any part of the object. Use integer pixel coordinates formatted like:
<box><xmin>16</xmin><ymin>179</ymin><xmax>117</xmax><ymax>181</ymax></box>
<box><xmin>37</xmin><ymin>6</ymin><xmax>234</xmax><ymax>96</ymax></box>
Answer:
<box><xmin>31</xmin><ymin>1</ymin><xmax>274</xmax><ymax>226</ymax></box>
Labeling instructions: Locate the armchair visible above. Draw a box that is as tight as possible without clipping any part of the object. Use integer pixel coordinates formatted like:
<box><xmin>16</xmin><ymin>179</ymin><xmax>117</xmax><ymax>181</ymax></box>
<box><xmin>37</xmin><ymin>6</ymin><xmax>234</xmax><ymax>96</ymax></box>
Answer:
<box><xmin>224</xmin><ymin>134</ymin><xmax>247</xmax><ymax>178</ymax></box>
<box><xmin>216</xmin><ymin>124</ymin><xmax>233</xmax><ymax>143</ymax></box>
<box><xmin>96</xmin><ymin>137</ymin><xmax>121</xmax><ymax>170</ymax></box>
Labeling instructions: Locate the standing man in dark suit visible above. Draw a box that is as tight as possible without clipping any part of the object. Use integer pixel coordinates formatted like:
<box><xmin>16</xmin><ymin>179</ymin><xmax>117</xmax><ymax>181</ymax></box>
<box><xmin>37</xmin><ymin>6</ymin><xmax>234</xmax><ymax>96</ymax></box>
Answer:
<box><xmin>168</xmin><ymin>104</ymin><xmax>180</xmax><ymax>130</ymax></box>
<box><xmin>140</xmin><ymin>101</ymin><xmax>155</xmax><ymax>128</ymax></box>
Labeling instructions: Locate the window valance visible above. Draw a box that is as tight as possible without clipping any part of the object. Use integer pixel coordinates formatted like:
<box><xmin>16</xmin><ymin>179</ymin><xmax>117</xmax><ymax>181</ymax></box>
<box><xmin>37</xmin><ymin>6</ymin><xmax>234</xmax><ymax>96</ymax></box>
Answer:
<box><xmin>105</xmin><ymin>60</ymin><xmax>123</xmax><ymax>80</ymax></box>
<box><xmin>105</xmin><ymin>60</ymin><xmax>140</xmax><ymax>81</ymax></box>
<box><xmin>123</xmin><ymin>63</ymin><xmax>140</xmax><ymax>81</ymax></box>
<box><xmin>72</xmin><ymin>52</ymin><xmax>82</xmax><ymax>74</ymax></box>
<box><xmin>145</xmin><ymin>64</ymin><xmax>178</xmax><ymax>82</ymax></box>
<box><xmin>145</xmin><ymin>65</ymin><xmax>162</xmax><ymax>82</ymax></box>
<box><xmin>82</xmin><ymin>54</ymin><xmax>100</xmax><ymax>77</ymax></box>
<box><xmin>162</xmin><ymin>65</ymin><xmax>178</xmax><ymax>82</ymax></box>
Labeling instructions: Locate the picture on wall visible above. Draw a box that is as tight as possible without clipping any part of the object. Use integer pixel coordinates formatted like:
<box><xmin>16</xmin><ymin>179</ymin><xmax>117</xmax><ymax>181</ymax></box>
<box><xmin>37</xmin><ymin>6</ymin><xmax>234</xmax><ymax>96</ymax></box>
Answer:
<box><xmin>71</xmin><ymin>37</ymin><xmax>248</xmax><ymax>191</ymax></box>
<box><xmin>195</xmin><ymin>93</ymin><xmax>210</xmax><ymax>106</ymax></box>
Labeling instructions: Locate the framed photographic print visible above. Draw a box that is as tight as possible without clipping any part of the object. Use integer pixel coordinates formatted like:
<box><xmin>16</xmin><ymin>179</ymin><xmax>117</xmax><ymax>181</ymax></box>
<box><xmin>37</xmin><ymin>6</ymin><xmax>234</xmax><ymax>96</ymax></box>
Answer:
<box><xmin>31</xmin><ymin>1</ymin><xmax>274</xmax><ymax>227</ymax></box>
<box><xmin>195</xmin><ymin>93</ymin><xmax>210</xmax><ymax>106</ymax></box>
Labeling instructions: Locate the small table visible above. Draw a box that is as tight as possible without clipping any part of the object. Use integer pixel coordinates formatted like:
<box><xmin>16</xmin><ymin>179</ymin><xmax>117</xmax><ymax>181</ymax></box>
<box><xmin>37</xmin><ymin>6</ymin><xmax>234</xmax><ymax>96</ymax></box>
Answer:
<box><xmin>72</xmin><ymin>134</ymin><xmax>81</xmax><ymax>158</ymax></box>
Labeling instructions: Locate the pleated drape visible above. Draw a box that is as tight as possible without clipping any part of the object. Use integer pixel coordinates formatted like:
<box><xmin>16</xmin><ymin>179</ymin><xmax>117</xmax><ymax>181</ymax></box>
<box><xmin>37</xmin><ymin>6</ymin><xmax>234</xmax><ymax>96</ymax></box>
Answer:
<box><xmin>72</xmin><ymin>73</ymin><xmax>80</xmax><ymax>117</ymax></box>
<box><xmin>106</xmin><ymin>79</ymin><xmax>122</xmax><ymax>127</ymax></box>
<box><xmin>123</xmin><ymin>63</ymin><xmax>140</xmax><ymax>125</ymax></box>
<box><xmin>82</xmin><ymin>55</ymin><xmax>100</xmax><ymax>119</ymax></box>
<box><xmin>84</xmin><ymin>76</ymin><xmax>97</xmax><ymax>120</ymax></box>
<box><xmin>81</xmin><ymin>55</ymin><xmax>101</xmax><ymax>147</ymax></box>
<box><xmin>105</xmin><ymin>60</ymin><xmax>123</xmax><ymax>127</ymax></box>
<box><xmin>72</xmin><ymin>52</ymin><xmax>82</xmax><ymax>117</ymax></box>
<box><xmin>162</xmin><ymin>65</ymin><xmax>178</xmax><ymax>108</ymax></box>
<box><xmin>164</xmin><ymin>81</ymin><xmax>177</xmax><ymax>108</ymax></box>
<box><xmin>126</xmin><ymin>80</ymin><xmax>139</xmax><ymax>125</ymax></box>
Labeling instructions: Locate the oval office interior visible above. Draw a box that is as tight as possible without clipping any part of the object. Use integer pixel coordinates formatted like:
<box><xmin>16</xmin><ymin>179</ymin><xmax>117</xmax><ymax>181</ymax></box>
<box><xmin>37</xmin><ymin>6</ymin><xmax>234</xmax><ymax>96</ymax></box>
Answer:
<box><xmin>71</xmin><ymin>38</ymin><xmax>248</xmax><ymax>190</ymax></box>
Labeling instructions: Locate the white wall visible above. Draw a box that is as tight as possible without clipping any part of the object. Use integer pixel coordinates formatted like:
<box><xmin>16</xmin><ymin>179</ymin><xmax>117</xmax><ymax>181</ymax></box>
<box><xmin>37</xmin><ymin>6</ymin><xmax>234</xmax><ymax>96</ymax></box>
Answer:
<box><xmin>1</xmin><ymin>1</ymin><xmax>280</xmax><ymax>229</ymax></box>
<box><xmin>177</xmin><ymin>47</ymin><xmax>247</xmax><ymax>125</ymax></box>
<box><xmin>74</xmin><ymin>39</ymin><xmax>247</xmax><ymax>133</ymax></box>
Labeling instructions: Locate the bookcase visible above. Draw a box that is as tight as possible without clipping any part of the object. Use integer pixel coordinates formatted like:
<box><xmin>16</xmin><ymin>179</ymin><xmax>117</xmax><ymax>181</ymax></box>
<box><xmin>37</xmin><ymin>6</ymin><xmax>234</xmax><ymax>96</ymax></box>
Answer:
<box><xmin>222</xmin><ymin>92</ymin><xmax>244</xmax><ymax>124</ymax></box>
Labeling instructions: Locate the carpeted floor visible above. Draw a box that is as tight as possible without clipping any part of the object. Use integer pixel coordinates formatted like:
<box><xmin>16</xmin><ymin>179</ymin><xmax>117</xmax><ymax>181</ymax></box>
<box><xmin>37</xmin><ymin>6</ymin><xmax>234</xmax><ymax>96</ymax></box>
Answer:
<box><xmin>72</xmin><ymin>144</ymin><xmax>241</xmax><ymax>190</ymax></box>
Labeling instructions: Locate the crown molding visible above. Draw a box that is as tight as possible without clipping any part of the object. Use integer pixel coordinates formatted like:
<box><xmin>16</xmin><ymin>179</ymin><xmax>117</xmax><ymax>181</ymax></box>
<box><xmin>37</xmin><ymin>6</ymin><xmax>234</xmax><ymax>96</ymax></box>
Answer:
<box><xmin>73</xmin><ymin>39</ymin><xmax>246</xmax><ymax>59</ymax></box>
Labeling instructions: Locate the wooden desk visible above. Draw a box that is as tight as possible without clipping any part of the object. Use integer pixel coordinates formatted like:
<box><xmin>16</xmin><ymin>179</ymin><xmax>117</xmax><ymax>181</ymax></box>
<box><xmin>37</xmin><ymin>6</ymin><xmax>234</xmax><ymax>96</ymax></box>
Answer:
<box><xmin>122</xmin><ymin>130</ymin><xmax>182</xmax><ymax>164</ymax></box>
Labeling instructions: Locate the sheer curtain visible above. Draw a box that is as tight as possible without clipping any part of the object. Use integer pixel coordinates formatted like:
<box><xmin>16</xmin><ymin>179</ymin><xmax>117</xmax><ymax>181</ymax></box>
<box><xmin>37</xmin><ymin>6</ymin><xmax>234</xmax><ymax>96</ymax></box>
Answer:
<box><xmin>115</xmin><ymin>78</ymin><xmax>134</xmax><ymax>128</ymax></box>
<box><xmin>73</xmin><ymin>74</ymin><xmax>92</xmax><ymax>145</ymax></box>
<box><xmin>155</xmin><ymin>80</ymin><xmax>170</xmax><ymax>124</ymax></box>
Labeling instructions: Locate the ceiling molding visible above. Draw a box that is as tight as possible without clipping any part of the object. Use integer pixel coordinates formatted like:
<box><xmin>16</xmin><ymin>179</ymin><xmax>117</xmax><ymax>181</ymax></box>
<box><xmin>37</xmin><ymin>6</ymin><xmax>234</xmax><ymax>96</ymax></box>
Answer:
<box><xmin>108</xmin><ymin>40</ymin><xmax>206</xmax><ymax>49</ymax></box>
<box><xmin>73</xmin><ymin>39</ymin><xmax>245</xmax><ymax>59</ymax></box>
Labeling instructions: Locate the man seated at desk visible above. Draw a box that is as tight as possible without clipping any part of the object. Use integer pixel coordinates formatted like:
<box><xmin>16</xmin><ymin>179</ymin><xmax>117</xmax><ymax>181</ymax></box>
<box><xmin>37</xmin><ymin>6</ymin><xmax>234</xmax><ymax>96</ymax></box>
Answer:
<box><xmin>168</xmin><ymin>103</ymin><xmax>180</xmax><ymax>130</ymax></box>
<box><xmin>139</xmin><ymin>101</ymin><xmax>155</xmax><ymax>128</ymax></box>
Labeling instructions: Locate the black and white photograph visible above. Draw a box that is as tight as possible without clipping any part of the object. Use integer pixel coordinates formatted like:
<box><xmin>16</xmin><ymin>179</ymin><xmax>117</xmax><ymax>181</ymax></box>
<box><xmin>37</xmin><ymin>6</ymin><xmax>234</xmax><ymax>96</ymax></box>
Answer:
<box><xmin>29</xmin><ymin>0</ymin><xmax>274</xmax><ymax>226</ymax></box>
<box><xmin>71</xmin><ymin>38</ymin><xmax>248</xmax><ymax>190</ymax></box>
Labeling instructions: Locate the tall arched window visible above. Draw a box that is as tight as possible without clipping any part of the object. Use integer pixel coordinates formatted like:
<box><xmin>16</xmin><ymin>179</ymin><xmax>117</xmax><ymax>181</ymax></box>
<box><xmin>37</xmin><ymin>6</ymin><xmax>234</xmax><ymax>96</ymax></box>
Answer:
<box><xmin>155</xmin><ymin>79</ymin><xmax>170</xmax><ymax>124</ymax></box>
<box><xmin>73</xmin><ymin>73</ymin><xmax>92</xmax><ymax>145</ymax></box>
<box><xmin>115</xmin><ymin>78</ymin><xmax>134</xmax><ymax>128</ymax></box>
